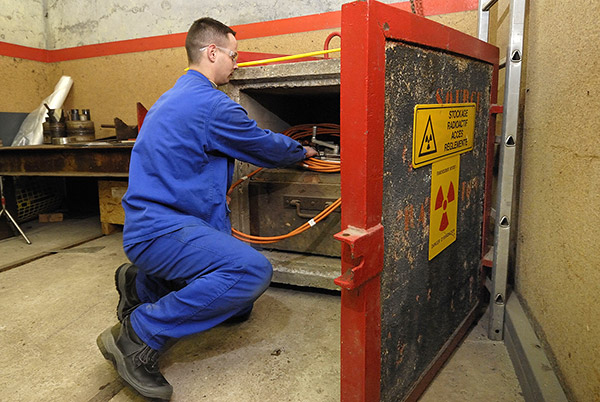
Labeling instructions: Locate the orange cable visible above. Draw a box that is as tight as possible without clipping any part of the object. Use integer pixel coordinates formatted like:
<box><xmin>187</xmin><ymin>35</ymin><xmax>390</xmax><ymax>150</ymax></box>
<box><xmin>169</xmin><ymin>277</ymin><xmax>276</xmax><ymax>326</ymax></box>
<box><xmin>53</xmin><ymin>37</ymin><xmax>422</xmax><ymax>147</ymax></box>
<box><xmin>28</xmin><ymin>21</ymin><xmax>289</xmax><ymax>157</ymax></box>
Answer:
<box><xmin>232</xmin><ymin>198</ymin><xmax>341</xmax><ymax>244</ymax></box>
<box><xmin>229</xmin><ymin>123</ymin><xmax>341</xmax><ymax>244</ymax></box>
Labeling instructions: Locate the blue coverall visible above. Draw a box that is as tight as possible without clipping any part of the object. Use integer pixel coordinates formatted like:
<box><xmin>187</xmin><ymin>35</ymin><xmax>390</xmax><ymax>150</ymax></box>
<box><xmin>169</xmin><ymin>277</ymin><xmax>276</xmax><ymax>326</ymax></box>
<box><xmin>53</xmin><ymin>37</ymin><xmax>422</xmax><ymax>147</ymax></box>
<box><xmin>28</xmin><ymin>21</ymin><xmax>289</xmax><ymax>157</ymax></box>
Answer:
<box><xmin>121</xmin><ymin>70</ymin><xmax>306</xmax><ymax>350</ymax></box>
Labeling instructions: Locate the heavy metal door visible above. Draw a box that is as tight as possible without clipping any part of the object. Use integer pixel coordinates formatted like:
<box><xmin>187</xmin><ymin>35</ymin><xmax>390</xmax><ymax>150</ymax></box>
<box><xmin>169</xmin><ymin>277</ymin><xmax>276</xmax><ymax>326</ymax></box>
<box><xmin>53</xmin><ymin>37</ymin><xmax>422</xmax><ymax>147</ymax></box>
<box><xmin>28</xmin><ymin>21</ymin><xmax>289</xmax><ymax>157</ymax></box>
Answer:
<box><xmin>336</xmin><ymin>1</ymin><xmax>499</xmax><ymax>401</ymax></box>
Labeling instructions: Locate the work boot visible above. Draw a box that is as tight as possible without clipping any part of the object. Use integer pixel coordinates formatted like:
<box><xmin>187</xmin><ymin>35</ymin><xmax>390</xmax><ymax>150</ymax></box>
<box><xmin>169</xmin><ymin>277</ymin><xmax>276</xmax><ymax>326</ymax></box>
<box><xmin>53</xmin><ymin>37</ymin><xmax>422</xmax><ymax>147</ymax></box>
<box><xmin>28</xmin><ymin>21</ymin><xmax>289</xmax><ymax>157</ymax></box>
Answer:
<box><xmin>224</xmin><ymin>305</ymin><xmax>253</xmax><ymax>324</ymax></box>
<box><xmin>97</xmin><ymin>317</ymin><xmax>173</xmax><ymax>401</ymax></box>
<box><xmin>115</xmin><ymin>263</ymin><xmax>141</xmax><ymax>322</ymax></box>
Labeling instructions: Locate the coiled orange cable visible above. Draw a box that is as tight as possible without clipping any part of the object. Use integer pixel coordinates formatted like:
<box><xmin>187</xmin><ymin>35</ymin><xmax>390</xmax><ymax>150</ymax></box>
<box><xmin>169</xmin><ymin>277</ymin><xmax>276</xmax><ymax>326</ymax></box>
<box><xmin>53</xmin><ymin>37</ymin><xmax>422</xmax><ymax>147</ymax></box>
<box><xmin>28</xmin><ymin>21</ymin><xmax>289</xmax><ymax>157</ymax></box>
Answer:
<box><xmin>230</xmin><ymin>123</ymin><xmax>341</xmax><ymax>244</ymax></box>
<box><xmin>283</xmin><ymin>123</ymin><xmax>340</xmax><ymax>173</ymax></box>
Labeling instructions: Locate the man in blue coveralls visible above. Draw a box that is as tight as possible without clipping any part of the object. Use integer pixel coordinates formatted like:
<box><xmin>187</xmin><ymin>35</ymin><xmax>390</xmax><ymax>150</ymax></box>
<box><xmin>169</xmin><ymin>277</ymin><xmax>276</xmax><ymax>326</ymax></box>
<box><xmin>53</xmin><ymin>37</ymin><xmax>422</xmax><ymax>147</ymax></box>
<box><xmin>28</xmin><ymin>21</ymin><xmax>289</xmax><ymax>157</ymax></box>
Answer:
<box><xmin>97</xmin><ymin>17</ymin><xmax>317</xmax><ymax>400</ymax></box>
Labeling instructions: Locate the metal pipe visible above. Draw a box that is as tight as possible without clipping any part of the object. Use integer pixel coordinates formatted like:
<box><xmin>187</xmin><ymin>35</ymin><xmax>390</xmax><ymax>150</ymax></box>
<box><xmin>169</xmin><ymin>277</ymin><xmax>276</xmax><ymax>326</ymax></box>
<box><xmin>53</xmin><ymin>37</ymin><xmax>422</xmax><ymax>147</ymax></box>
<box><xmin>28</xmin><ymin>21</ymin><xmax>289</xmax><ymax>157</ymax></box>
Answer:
<box><xmin>237</xmin><ymin>48</ymin><xmax>340</xmax><ymax>68</ymax></box>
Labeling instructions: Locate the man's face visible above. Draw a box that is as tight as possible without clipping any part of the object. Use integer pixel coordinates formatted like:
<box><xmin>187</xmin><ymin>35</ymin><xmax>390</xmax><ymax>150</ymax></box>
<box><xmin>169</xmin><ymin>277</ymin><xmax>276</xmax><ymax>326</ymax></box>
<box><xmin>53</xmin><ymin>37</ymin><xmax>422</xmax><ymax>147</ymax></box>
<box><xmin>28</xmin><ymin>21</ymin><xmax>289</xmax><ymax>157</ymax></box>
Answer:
<box><xmin>214</xmin><ymin>33</ymin><xmax>238</xmax><ymax>85</ymax></box>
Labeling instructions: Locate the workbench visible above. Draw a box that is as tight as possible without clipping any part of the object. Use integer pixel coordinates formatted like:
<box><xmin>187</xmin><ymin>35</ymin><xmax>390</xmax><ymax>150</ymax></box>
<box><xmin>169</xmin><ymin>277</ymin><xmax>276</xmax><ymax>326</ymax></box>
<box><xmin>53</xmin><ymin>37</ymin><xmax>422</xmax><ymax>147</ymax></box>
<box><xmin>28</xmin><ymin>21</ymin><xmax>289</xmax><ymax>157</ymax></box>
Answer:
<box><xmin>0</xmin><ymin>143</ymin><xmax>132</xmax><ymax>234</ymax></box>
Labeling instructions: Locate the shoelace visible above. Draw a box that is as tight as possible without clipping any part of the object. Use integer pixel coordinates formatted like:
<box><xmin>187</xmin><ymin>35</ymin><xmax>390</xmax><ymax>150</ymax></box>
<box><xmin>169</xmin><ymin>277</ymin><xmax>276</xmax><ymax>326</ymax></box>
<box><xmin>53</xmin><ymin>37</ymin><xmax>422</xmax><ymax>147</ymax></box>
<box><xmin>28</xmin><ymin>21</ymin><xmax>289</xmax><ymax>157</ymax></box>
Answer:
<box><xmin>135</xmin><ymin>345</ymin><xmax>160</xmax><ymax>373</ymax></box>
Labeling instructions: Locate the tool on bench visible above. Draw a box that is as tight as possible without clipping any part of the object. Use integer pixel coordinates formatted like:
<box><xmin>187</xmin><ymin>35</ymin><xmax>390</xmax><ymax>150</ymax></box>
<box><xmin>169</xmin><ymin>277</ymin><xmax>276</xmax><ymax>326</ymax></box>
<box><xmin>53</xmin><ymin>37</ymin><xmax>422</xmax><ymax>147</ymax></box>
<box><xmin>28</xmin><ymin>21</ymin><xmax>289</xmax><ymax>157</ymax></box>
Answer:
<box><xmin>101</xmin><ymin>118</ymin><xmax>138</xmax><ymax>141</ymax></box>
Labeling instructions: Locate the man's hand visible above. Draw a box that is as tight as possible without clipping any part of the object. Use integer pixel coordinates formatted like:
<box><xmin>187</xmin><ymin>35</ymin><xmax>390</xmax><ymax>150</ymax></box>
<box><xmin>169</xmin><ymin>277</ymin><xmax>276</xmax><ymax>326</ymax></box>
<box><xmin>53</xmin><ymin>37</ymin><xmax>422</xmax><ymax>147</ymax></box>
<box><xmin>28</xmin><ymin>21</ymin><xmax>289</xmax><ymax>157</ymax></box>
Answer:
<box><xmin>303</xmin><ymin>146</ymin><xmax>318</xmax><ymax>159</ymax></box>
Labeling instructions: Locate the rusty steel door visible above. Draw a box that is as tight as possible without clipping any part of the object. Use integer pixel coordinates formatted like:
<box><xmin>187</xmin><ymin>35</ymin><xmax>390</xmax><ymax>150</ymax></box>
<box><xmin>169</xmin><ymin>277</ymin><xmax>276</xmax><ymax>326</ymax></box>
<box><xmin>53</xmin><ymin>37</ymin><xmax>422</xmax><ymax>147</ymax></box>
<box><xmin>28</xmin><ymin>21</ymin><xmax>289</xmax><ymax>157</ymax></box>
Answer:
<box><xmin>336</xmin><ymin>2</ymin><xmax>499</xmax><ymax>401</ymax></box>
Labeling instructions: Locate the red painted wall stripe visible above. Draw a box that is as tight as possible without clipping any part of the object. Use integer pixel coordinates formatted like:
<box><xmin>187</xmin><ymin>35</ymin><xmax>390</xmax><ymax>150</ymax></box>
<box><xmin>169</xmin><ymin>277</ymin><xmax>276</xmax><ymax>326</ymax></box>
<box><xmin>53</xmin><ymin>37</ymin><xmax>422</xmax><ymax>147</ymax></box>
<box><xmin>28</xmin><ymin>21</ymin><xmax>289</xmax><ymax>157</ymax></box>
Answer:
<box><xmin>48</xmin><ymin>33</ymin><xmax>187</xmax><ymax>62</ymax></box>
<box><xmin>0</xmin><ymin>42</ymin><xmax>49</xmax><ymax>62</ymax></box>
<box><xmin>0</xmin><ymin>0</ymin><xmax>477</xmax><ymax>62</ymax></box>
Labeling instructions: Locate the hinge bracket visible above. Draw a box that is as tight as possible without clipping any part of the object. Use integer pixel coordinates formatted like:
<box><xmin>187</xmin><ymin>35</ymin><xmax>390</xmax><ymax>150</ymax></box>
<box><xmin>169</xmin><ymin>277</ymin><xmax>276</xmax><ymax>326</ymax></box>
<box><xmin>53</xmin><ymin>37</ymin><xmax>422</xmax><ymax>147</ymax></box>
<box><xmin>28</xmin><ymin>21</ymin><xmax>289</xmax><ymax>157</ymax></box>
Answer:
<box><xmin>333</xmin><ymin>224</ymin><xmax>384</xmax><ymax>290</ymax></box>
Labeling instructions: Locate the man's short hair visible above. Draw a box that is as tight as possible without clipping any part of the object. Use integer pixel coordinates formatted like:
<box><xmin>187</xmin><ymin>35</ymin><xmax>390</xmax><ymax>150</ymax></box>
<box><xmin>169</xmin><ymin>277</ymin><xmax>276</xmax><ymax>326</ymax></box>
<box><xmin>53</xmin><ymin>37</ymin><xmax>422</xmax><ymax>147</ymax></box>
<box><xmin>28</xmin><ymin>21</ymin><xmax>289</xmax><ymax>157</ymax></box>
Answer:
<box><xmin>186</xmin><ymin>17</ymin><xmax>236</xmax><ymax>64</ymax></box>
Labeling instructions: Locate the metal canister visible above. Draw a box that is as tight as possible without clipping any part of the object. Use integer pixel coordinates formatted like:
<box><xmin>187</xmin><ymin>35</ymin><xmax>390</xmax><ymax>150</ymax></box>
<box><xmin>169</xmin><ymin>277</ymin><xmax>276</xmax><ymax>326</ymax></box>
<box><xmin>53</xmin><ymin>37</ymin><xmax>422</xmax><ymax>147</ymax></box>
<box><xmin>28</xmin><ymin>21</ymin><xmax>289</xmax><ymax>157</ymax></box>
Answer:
<box><xmin>66</xmin><ymin>120</ymin><xmax>95</xmax><ymax>142</ymax></box>
<box><xmin>43</xmin><ymin>121</ymin><xmax>66</xmax><ymax>144</ymax></box>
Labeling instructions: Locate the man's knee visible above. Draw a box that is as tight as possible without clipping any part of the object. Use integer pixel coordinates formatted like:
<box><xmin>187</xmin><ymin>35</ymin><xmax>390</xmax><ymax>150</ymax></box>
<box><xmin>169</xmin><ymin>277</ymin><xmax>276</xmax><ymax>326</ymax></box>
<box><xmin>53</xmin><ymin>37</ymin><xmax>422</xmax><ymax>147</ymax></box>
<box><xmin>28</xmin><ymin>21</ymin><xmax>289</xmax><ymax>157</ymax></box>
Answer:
<box><xmin>244</xmin><ymin>249</ymin><xmax>273</xmax><ymax>287</ymax></box>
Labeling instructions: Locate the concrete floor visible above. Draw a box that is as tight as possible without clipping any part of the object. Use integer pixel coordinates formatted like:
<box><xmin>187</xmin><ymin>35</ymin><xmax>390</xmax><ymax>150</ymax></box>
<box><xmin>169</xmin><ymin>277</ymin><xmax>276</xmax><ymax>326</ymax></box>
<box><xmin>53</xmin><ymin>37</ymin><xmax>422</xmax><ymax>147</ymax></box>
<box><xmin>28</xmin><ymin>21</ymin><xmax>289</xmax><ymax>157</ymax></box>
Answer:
<box><xmin>0</xmin><ymin>217</ymin><xmax>524</xmax><ymax>401</ymax></box>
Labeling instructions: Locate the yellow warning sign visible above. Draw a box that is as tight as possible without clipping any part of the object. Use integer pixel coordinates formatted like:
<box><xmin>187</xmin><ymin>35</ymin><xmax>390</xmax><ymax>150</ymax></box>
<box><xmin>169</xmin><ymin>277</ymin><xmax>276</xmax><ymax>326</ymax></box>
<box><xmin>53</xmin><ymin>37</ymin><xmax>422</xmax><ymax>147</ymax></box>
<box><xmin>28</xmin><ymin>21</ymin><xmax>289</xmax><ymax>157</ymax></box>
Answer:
<box><xmin>412</xmin><ymin>103</ymin><xmax>475</xmax><ymax>168</ymax></box>
<box><xmin>429</xmin><ymin>155</ymin><xmax>460</xmax><ymax>260</ymax></box>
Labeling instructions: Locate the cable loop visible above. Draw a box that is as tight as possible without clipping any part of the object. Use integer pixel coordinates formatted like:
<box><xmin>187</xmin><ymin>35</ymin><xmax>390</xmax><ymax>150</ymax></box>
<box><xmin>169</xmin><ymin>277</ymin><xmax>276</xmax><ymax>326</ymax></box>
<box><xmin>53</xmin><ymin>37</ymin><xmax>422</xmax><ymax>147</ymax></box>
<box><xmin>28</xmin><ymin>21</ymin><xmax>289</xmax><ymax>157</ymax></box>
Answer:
<box><xmin>229</xmin><ymin>124</ymin><xmax>341</xmax><ymax>243</ymax></box>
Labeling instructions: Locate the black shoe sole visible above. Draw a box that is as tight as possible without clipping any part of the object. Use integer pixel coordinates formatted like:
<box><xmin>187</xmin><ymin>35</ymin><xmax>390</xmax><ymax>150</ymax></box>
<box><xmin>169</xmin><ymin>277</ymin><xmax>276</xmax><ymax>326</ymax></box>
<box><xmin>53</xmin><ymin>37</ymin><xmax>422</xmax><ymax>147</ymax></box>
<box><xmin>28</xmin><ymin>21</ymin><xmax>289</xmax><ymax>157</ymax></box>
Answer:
<box><xmin>97</xmin><ymin>326</ymin><xmax>172</xmax><ymax>401</ymax></box>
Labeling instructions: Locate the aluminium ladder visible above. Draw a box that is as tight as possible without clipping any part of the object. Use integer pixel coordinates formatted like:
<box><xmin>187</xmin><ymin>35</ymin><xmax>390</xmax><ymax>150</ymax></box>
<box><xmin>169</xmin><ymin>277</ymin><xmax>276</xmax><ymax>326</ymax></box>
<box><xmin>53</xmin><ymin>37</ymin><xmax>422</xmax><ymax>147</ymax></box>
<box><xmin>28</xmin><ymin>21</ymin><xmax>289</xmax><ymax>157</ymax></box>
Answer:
<box><xmin>478</xmin><ymin>0</ymin><xmax>527</xmax><ymax>341</ymax></box>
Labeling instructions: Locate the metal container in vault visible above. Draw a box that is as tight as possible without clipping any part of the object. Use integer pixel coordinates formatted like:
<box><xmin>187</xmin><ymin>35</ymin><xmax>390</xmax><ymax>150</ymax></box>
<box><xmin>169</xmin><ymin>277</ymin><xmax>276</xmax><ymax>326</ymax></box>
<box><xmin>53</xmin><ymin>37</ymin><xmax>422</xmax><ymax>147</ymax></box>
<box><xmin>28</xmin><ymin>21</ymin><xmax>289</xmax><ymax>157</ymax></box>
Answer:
<box><xmin>335</xmin><ymin>1</ymin><xmax>499</xmax><ymax>401</ymax></box>
<box><xmin>223</xmin><ymin>59</ymin><xmax>341</xmax><ymax>289</ymax></box>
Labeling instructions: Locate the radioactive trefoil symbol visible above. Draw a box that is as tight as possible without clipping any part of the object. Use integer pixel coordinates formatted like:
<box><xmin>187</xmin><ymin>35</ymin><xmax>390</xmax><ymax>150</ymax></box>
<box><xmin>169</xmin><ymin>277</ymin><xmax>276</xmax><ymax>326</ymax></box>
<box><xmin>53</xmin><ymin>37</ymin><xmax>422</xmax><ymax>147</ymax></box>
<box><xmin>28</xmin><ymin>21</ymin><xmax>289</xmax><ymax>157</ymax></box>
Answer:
<box><xmin>419</xmin><ymin>115</ymin><xmax>437</xmax><ymax>157</ymax></box>
<box><xmin>435</xmin><ymin>181</ymin><xmax>456</xmax><ymax>231</ymax></box>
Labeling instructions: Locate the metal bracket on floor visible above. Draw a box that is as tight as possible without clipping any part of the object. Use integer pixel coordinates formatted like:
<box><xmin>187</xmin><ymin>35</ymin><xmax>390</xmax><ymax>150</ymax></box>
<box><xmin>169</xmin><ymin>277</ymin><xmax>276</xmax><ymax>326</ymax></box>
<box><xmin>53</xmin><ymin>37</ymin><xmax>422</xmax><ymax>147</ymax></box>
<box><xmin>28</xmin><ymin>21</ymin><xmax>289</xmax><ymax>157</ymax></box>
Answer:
<box><xmin>504</xmin><ymin>293</ymin><xmax>569</xmax><ymax>401</ymax></box>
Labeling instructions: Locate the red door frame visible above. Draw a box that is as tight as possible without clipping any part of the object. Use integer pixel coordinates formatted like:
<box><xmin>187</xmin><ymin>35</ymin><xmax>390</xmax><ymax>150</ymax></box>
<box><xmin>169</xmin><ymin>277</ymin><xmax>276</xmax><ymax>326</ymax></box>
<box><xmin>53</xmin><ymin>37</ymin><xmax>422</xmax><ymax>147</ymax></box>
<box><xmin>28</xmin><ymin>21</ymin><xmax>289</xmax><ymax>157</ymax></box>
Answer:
<box><xmin>335</xmin><ymin>1</ymin><xmax>499</xmax><ymax>401</ymax></box>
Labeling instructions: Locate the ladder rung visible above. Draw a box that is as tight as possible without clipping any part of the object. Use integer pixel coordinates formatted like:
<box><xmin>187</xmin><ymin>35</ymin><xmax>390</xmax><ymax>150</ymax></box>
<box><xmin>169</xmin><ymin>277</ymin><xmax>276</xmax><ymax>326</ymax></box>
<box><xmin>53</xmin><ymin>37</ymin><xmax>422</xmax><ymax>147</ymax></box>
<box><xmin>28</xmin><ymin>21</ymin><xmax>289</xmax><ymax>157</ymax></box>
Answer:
<box><xmin>482</xmin><ymin>0</ymin><xmax>499</xmax><ymax>12</ymax></box>
<box><xmin>499</xmin><ymin>57</ymin><xmax>506</xmax><ymax>69</ymax></box>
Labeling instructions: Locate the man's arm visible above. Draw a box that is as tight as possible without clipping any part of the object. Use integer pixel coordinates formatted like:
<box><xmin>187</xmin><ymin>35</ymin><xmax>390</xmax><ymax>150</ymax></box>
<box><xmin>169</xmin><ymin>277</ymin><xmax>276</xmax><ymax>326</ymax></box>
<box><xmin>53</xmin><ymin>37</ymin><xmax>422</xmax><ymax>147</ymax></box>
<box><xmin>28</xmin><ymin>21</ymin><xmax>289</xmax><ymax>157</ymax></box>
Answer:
<box><xmin>207</xmin><ymin>97</ymin><xmax>312</xmax><ymax>168</ymax></box>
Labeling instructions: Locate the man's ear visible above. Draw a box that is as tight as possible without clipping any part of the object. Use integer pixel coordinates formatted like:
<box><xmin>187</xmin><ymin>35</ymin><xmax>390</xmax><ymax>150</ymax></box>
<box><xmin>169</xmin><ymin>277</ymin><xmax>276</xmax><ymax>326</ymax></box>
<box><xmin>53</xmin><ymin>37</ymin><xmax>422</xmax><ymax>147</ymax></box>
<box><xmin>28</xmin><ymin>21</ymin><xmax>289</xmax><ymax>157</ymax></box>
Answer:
<box><xmin>207</xmin><ymin>45</ymin><xmax>217</xmax><ymax>62</ymax></box>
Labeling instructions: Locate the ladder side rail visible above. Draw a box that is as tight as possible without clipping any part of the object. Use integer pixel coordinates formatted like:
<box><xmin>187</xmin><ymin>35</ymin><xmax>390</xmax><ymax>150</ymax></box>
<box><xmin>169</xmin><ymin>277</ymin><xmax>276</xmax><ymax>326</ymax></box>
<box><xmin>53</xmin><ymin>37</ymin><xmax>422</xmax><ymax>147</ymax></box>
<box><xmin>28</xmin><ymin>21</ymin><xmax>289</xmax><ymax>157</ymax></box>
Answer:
<box><xmin>488</xmin><ymin>0</ymin><xmax>526</xmax><ymax>341</ymax></box>
<box><xmin>477</xmin><ymin>0</ymin><xmax>491</xmax><ymax>41</ymax></box>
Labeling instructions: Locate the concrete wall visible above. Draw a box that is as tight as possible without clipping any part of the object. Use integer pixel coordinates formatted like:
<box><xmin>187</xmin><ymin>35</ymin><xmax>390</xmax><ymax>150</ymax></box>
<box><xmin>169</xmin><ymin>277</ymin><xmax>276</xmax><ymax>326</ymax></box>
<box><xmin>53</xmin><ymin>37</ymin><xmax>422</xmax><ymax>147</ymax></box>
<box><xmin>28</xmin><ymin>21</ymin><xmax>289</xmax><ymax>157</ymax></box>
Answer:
<box><xmin>0</xmin><ymin>0</ymin><xmax>46</xmax><ymax>48</ymax></box>
<box><xmin>44</xmin><ymin>0</ymin><xmax>402</xmax><ymax>49</ymax></box>
<box><xmin>2</xmin><ymin>0</ymin><xmax>399</xmax><ymax>49</ymax></box>
<box><xmin>514</xmin><ymin>1</ymin><xmax>600</xmax><ymax>400</ymax></box>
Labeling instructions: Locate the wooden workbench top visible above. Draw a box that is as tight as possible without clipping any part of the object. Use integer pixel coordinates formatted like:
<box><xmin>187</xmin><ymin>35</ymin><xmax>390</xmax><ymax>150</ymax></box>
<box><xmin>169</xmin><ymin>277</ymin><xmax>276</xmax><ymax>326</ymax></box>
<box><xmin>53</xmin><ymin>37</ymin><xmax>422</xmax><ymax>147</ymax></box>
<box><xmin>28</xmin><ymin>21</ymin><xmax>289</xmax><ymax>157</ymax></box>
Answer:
<box><xmin>0</xmin><ymin>142</ymin><xmax>133</xmax><ymax>177</ymax></box>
